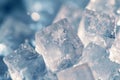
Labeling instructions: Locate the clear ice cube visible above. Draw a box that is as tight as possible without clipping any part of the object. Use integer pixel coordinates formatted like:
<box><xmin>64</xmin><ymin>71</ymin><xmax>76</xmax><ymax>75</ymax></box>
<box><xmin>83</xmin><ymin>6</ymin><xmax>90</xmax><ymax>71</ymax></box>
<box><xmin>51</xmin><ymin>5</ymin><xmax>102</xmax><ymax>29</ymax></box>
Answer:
<box><xmin>57</xmin><ymin>63</ymin><xmax>94</xmax><ymax>80</ymax></box>
<box><xmin>78</xmin><ymin>9</ymin><xmax>116</xmax><ymax>48</ymax></box>
<box><xmin>4</xmin><ymin>42</ymin><xmax>47</xmax><ymax>80</ymax></box>
<box><xmin>35</xmin><ymin>19</ymin><xmax>84</xmax><ymax>72</ymax></box>
<box><xmin>79</xmin><ymin>43</ymin><xmax>120</xmax><ymax>80</ymax></box>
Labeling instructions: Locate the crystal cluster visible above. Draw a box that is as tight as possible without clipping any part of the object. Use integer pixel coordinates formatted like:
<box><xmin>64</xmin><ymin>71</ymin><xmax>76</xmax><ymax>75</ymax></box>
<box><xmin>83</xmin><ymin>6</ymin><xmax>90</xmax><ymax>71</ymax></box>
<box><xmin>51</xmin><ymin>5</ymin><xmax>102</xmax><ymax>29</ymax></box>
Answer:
<box><xmin>79</xmin><ymin>43</ymin><xmax>120</xmax><ymax>80</ymax></box>
<box><xmin>1</xmin><ymin>0</ymin><xmax>120</xmax><ymax>80</ymax></box>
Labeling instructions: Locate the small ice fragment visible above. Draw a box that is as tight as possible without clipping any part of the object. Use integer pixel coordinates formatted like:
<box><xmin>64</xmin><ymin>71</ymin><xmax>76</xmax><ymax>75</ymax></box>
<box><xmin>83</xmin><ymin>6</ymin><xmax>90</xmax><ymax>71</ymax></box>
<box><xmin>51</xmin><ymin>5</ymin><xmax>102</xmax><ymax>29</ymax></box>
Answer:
<box><xmin>4</xmin><ymin>42</ymin><xmax>46</xmax><ymax>80</ymax></box>
<box><xmin>57</xmin><ymin>63</ymin><xmax>94</xmax><ymax>80</ymax></box>
<box><xmin>35</xmin><ymin>19</ymin><xmax>84</xmax><ymax>72</ymax></box>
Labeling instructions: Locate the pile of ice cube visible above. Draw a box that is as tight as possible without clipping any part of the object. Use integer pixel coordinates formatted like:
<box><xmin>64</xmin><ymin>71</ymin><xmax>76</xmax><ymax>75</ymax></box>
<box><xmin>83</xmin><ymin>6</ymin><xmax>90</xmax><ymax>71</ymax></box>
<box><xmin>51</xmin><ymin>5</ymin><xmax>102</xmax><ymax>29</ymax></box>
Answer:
<box><xmin>1</xmin><ymin>0</ymin><xmax>120</xmax><ymax>80</ymax></box>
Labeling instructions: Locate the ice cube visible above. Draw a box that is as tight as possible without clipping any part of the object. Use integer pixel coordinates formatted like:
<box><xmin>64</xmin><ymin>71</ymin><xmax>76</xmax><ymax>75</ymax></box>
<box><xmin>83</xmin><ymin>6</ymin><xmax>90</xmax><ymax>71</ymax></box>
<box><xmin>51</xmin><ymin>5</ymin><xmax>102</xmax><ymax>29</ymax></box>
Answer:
<box><xmin>4</xmin><ymin>42</ymin><xmax>47</xmax><ymax>80</ymax></box>
<box><xmin>79</xmin><ymin>43</ymin><xmax>120</xmax><ymax>80</ymax></box>
<box><xmin>35</xmin><ymin>19</ymin><xmax>84</xmax><ymax>72</ymax></box>
<box><xmin>109</xmin><ymin>32</ymin><xmax>120</xmax><ymax>64</ymax></box>
<box><xmin>78</xmin><ymin>9</ymin><xmax>116</xmax><ymax>48</ymax></box>
<box><xmin>57</xmin><ymin>63</ymin><xmax>94</xmax><ymax>80</ymax></box>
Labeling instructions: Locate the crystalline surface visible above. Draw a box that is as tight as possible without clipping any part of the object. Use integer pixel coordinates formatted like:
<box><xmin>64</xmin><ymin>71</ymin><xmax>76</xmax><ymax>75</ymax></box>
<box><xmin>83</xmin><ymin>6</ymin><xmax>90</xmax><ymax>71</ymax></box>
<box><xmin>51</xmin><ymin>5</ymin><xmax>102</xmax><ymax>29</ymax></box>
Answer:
<box><xmin>79</xmin><ymin>43</ymin><xmax>120</xmax><ymax>80</ymax></box>
<box><xmin>109</xmin><ymin>32</ymin><xmax>120</xmax><ymax>64</ymax></box>
<box><xmin>57</xmin><ymin>63</ymin><xmax>94</xmax><ymax>80</ymax></box>
<box><xmin>78</xmin><ymin>9</ymin><xmax>116</xmax><ymax>47</ymax></box>
<box><xmin>83</xmin><ymin>9</ymin><xmax>115</xmax><ymax>37</ymax></box>
<box><xmin>36</xmin><ymin>19</ymin><xmax>84</xmax><ymax>72</ymax></box>
<box><xmin>4</xmin><ymin>42</ymin><xmax>47</xmax><ymax>80</ymax></box>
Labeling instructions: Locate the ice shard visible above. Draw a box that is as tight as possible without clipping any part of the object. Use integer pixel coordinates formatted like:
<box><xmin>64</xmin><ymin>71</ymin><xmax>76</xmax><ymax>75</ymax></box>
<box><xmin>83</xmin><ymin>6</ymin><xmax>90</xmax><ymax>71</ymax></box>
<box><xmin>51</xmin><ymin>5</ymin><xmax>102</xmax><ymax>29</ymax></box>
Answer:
<box><xmin>36</xmin><ymin>19</ymin><xmax>84</xmax><ymax>72</ymax></box>
<box><xmin>57</xmin><ymin>63</ymin><xmax>94</xmax><ymax>80</ymax></box>
<box><xmin>79</xmin><ymin>43</ymin><xmax>120</xmax><ymax>80</ymax></box>
<box><xmin>4</xmin><ymin>42</ymin><xmax>47</xmax><ymax>80</ymax></box>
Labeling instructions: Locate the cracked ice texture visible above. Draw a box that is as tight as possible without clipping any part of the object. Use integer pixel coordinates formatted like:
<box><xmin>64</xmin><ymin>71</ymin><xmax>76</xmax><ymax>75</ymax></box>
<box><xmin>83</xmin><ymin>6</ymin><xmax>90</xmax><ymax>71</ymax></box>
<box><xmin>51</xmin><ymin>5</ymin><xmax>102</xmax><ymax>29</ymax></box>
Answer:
<box><xmin>78</xmin><ymin>9</ymin><xmax>116</xmax><ymax>48</ymax></box>
<box><xmin>4</xmin><ymin>42</ymin><xmax>46</xmax><ymax>80</ymax></box>
<box><xmin>57</xmin><ymin>63</ymin><xmax>94</xmax><ymax>80</ymax></box>
<box><xmin>35</xmin><ymin>19</ymin><xmax>84</xmax><ymax>72</ymax></box>
<box><xmin>79</xmin><ymin>43</ymin><xmax>120</xmax><ymax>80</ymax></box>
<box><xmin>109</xmin><ymin>32</ymin><xmax>120</xmax><ymax>64</ymax></box>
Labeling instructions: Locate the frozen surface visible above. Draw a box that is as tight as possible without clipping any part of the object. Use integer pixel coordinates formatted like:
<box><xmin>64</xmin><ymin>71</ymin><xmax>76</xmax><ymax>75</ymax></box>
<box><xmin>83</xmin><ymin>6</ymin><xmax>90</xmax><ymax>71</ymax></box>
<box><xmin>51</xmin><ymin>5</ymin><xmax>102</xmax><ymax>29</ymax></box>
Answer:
<box><xmin>57</xmin><ymin>63</ymin><xmax>94</xmax><ymax>80</ymax></box>
<box><xmin>4</xmin><ymin>42</ymin><xmax>47</xmax><ymax>80</ymax></box>
<box><xmin>109</xmin><ymin>32</ymin><xmax>120</xmax><ymax>64</ymax></box>
<box><xmin>78</xmin><ymin>9</ymin><xmax>116</xmax><ymax>48</ymax></box>
<box><xmin>79</xmin><ymin>43</ymin><xmax>120</xmax><ymax>80</ymax></box>
<box><xmin>36</xmin><ymin>19</ymin><xmax>84</xmax><ymax>72</ymax></box>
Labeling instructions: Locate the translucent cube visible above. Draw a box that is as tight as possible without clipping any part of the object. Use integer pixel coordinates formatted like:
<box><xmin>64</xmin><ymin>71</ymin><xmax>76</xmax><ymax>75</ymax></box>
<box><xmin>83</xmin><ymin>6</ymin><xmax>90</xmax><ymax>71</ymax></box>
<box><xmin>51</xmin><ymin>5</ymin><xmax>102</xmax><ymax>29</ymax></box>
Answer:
<box><xmin>79</xmin><ymin>43</ymin><xmax>120</xmax><ymax>80</ymax></box>
<box><xmin>78</xmin><ymin>9</ymin><xmax>116</xmax><ymax>48</ymax></box>
<box><xmin>35</xmin><ymin>19</ymin><xmax>84</xmax><ymax>72</ymax></box>
<box><xmin>4</xmin><ymin>42</ymin><xmax>46</xmax><ymax>80</ymax></box>
<box><xmin>57</xmin><ymin>63</ymin><xmax>94</xmax><ymax>80</ymax></box>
